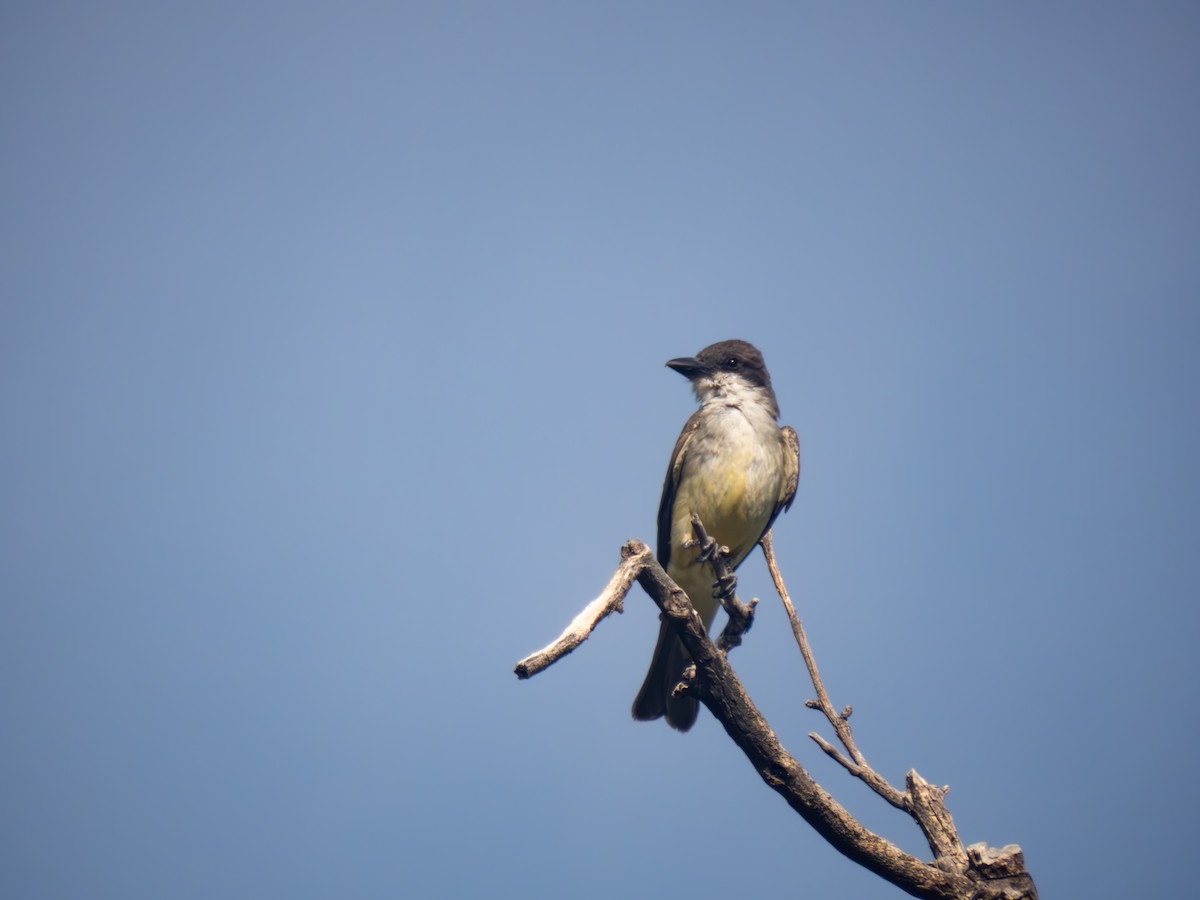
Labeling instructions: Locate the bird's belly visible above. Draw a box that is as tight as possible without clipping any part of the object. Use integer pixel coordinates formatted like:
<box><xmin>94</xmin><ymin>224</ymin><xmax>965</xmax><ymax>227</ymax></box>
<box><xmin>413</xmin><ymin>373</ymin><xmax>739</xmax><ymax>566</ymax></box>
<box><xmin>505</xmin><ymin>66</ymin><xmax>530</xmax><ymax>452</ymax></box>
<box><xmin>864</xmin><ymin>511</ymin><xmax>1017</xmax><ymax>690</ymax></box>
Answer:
<box><xmin>667</xmin><ymin>428</ymin><xmax>781</xmax><ymax>626</ymax></box>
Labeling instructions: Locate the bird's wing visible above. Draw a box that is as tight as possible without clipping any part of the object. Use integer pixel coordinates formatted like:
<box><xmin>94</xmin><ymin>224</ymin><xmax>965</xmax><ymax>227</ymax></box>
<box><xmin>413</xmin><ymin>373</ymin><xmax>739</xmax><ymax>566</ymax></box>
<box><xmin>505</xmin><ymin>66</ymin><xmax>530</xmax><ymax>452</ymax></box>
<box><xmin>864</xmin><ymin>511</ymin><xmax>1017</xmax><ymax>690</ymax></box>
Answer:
<box><xmin>753</xmin><ymin>427</ymin><xmax>801</xmax><ymax>549</ymax></box>
<box><xmin>760</xmin><ymin>424</ymin><xmax>800</xmax><ymax>541</ymax></box>
<box><xmin>778</xmin><ymin>425</ymin><xmax>800</xmax><ymax>516</ymax></box>
<box><xmin>655</xmin><ymin>410</ymin><xmax>704</xmax><ymax>570</ymax></box>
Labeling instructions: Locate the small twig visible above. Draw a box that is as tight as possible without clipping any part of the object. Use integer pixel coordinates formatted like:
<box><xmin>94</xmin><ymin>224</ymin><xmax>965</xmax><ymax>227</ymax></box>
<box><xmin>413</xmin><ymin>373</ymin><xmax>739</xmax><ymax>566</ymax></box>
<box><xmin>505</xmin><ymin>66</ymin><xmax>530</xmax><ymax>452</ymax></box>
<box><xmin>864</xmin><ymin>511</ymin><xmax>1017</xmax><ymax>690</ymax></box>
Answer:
<box><xmin>513</xmin><ymin>542</ymin><xmax>653</xmax><ymax>678</ymax></box>
<box><xmin>759</xmin><ymin>531</ymin><xmax>907</xmax><ymax>809</ymax></box>
<box><xmin>809</xmin><ymin>732</ymin><xmax>860</xmax><ymax>775</ymax></box>
<box><xmin>716</xmin><ymin>598</ymin><xmax>759</xmax><ymax>654</ymax></box>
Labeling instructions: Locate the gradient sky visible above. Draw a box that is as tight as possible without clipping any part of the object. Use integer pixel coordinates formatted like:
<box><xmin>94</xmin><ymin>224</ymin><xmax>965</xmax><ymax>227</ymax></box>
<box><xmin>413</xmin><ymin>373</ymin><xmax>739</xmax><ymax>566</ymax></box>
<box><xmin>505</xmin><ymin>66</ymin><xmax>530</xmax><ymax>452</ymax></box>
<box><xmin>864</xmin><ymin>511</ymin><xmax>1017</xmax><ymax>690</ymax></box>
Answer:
<box><xmin>2</xmin><ymin>3</ymin><xmax>1198</xmax><ymax>899</ymax></box>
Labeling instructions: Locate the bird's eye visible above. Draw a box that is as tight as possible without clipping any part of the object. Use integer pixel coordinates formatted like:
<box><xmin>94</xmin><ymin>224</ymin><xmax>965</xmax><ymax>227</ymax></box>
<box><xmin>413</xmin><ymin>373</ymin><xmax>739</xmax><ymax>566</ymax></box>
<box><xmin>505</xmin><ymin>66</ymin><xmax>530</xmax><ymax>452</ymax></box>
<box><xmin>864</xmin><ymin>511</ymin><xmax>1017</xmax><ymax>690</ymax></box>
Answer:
<box><xmin>726</xmin><ymin>357</ymin><xmax>739</xmax><ymax>368</ymax></box>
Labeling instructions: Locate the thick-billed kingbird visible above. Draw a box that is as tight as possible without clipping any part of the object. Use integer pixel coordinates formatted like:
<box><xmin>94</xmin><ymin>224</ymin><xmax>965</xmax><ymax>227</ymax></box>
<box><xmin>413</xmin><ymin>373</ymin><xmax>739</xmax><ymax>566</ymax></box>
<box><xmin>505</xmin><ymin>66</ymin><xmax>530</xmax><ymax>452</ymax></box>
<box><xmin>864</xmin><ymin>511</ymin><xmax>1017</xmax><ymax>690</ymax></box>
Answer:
<box><xmin>632</xmin><ymin>339</ymin><xmax>798</xmax><ymax>731</ymax></box>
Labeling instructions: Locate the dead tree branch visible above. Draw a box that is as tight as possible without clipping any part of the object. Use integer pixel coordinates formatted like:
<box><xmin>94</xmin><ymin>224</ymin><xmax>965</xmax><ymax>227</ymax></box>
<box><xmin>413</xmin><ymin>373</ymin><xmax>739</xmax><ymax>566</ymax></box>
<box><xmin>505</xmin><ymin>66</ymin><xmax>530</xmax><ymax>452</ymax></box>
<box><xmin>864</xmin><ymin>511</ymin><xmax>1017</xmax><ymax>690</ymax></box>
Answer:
<box><xmin>760</xmin><ymin>531</ymin><xmax>907</xmax><ymax>808</ymax></box>
<box><xmin>514</xmin><ymin>542</ymin><xmax>653</xmax><ymax>679</ymax></box>
<box><xmin>760</xmin><ymin>532</ymin><xmax>986</xmax><ymax>878</ymax></box>
<box><xmin>515</xmin><ymin>535</ymin><xmax>1038</xmax><ymax>900</ymax></box>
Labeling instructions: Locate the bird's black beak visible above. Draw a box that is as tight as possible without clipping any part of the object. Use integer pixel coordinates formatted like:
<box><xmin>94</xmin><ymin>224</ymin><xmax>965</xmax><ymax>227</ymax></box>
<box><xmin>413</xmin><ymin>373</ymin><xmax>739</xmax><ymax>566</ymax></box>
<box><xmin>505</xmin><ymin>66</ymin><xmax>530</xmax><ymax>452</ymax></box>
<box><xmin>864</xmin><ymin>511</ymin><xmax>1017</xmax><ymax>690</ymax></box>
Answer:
<box><xmin>666</xmin><ymin>356</ymin><xmax>706</xmax><ymax>379</ymax></box>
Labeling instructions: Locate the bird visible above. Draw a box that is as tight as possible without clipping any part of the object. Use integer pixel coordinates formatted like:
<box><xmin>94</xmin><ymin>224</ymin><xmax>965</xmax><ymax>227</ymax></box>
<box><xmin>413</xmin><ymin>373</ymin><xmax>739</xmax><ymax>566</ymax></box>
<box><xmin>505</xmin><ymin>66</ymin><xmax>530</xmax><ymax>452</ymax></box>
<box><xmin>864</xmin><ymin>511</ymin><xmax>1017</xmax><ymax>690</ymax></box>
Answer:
<box><xmin>632</xmin><ymin>339</ymin><xmax>798</xmax><ymax>731</ymax></box>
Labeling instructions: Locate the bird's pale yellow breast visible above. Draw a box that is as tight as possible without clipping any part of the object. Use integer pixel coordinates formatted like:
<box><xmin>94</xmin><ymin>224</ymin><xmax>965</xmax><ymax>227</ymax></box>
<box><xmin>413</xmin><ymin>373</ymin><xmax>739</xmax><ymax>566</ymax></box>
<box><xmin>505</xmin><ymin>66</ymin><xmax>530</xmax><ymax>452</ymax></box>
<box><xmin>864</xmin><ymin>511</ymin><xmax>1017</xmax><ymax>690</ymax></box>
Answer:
<box><xmin>667</xmin><ymin>407</ymin><xmax>785</xmax><ymax>627</ymax></box>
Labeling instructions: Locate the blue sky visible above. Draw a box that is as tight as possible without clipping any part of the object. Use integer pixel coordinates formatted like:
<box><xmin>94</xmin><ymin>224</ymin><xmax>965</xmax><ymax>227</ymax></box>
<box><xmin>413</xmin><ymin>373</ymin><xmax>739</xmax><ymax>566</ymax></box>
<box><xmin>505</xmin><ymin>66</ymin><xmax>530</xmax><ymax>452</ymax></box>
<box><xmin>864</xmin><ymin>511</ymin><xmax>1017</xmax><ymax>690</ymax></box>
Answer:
<box><xmin>2</xmin><ymin>3</ymin><xmax>1197</xmax><ymax>898</ymax></box>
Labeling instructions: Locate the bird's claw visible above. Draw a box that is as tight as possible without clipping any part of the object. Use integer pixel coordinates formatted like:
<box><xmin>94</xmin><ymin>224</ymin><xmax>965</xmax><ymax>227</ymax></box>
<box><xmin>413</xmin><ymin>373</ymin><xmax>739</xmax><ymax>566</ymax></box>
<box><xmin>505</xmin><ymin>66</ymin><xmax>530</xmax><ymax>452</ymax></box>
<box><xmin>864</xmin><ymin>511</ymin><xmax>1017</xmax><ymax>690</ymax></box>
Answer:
<box><xmin>693</xmin><ymin>536</ymin><xmax>728</xmax><ymax>565</ymax></box>
<box><xmin>713</xmin><ymin>571</ymin><xmax>738</xmax><ymax>602</ymax></box>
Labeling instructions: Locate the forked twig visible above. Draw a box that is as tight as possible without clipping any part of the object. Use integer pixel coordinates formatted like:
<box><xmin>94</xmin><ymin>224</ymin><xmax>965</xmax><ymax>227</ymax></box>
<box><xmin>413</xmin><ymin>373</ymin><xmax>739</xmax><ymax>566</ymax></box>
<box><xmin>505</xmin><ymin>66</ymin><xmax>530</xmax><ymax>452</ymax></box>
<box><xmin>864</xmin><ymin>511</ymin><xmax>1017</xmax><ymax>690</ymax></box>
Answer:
<box><xmin>759</xmin><ymin>530</ymin><xmax>973</xmax><ymax>873</ymax></box>
<box><xmin>759</xmin><ymin>531</ymin><xmax>907</xmax><ymax>809</ymax></box>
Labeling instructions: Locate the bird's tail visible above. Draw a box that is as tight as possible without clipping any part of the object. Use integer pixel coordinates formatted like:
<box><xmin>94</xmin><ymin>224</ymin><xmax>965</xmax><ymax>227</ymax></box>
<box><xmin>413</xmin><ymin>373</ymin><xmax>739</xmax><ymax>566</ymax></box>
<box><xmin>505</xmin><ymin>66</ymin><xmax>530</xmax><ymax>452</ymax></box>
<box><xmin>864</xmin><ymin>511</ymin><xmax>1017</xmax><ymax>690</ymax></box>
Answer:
<box><xmin>631</xmin><ymin>618</ymin><xmax>699</xmax><ymax>731</ymax></box>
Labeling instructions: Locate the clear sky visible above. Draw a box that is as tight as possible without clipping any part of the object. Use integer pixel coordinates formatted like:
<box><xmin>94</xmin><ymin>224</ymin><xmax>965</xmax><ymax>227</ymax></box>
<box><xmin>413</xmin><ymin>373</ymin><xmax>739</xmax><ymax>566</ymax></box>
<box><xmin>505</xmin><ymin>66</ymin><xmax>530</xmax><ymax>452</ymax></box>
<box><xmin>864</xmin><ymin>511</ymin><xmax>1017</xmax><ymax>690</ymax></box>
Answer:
<box><xmin>2</xmin><ymin>3</ymin><xmax>1197</xmax><ymax>899</ymax></box>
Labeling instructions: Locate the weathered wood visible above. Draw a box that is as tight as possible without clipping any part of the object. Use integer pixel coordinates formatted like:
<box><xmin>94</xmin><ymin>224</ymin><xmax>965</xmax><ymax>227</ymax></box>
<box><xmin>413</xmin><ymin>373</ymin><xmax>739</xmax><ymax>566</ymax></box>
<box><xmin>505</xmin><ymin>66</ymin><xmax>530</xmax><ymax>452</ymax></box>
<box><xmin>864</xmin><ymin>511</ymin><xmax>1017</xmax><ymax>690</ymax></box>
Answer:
<box><xmin>907</xmin><ymin>771</ymin><xmax>968</xmax><ymax>873</ymax></box>
<box><xmin>513</xmin><ymin>542</ymin><xmax>652</xmax><ymax>679</ymax></box>
<box><xmin>514</xmin><ymin>531</ymin><xmax>1039</xmax><ymax>899</ymax></box>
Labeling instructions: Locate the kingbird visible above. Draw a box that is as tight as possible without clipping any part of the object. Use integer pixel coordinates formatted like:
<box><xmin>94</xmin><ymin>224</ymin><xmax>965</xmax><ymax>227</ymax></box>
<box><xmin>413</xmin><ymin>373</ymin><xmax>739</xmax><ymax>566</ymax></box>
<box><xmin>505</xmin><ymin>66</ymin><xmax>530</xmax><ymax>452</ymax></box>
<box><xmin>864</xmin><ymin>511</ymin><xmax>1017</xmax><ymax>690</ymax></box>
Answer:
<box><xmin>632</xmin><ymin>339</ymin><xmax>798</xmax><ymax>731</ymax></box>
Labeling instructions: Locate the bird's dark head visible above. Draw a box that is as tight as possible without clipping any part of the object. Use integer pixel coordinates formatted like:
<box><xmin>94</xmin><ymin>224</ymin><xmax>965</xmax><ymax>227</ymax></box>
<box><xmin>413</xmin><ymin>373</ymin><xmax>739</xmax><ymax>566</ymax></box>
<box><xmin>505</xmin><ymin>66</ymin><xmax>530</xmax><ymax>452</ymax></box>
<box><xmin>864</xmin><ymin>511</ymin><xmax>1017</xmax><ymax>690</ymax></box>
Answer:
<box><xmin>667</xmin><ymin>339</ymin><xmax>773</xmax><ymax>390</ymax></box>
<box><xmin>667</xmin><ymin>339</ymin><xmax>778</xmax><ymax>415</ymax></box>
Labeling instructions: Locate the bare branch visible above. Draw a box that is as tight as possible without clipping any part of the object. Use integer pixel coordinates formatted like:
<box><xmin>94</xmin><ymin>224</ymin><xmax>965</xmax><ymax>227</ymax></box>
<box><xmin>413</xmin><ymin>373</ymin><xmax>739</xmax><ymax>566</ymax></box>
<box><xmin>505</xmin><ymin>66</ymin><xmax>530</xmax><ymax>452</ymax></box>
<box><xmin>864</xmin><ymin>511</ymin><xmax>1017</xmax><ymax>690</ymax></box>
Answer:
<box><xmin>757</xmin><ymin>534</ymin><xmax>1017</xmax><ymax>889</ymax></box>
<box><xmin>908</xmin><ymin>771</ymin><xmax>968</xmax><ymax>874</ymax></box>
<box><xmin>630</xmin><ymin>547</ymin><xmax>971</xmax><ymax>899</ymax></box>
<box><xmin>514</xmin><ymin>542</ymin><xmax>653</xmax><ymax>679</ymax></box>
<box><xmin>760</xmin><ymin>531</ymin><xmax>907</xmax><ymax>809</ymax></box>
<box><xmin>515</xmin><ymin>536</ymin><xmax>1038</xmax><ymax>899</ymax></box>
<box><xmin>809</xmin><ymin>731</ymin><xmax>860</xmax><ymax>774</ymax></box>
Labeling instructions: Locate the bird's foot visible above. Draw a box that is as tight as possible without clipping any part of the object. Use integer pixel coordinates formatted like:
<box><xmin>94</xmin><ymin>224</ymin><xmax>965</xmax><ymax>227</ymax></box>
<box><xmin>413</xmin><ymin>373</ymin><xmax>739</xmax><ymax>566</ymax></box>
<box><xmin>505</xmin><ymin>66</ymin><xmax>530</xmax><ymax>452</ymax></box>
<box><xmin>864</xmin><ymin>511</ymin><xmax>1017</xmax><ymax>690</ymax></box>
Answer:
<box><xmin>692</xmin><ymin>535</ymin><xmax>729</xmax><ymax>566</ymax></box>
<box><xmin>712</xmin><ymin>571</ymin><xmax>738</xmax><ymax>603</ymax></box>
